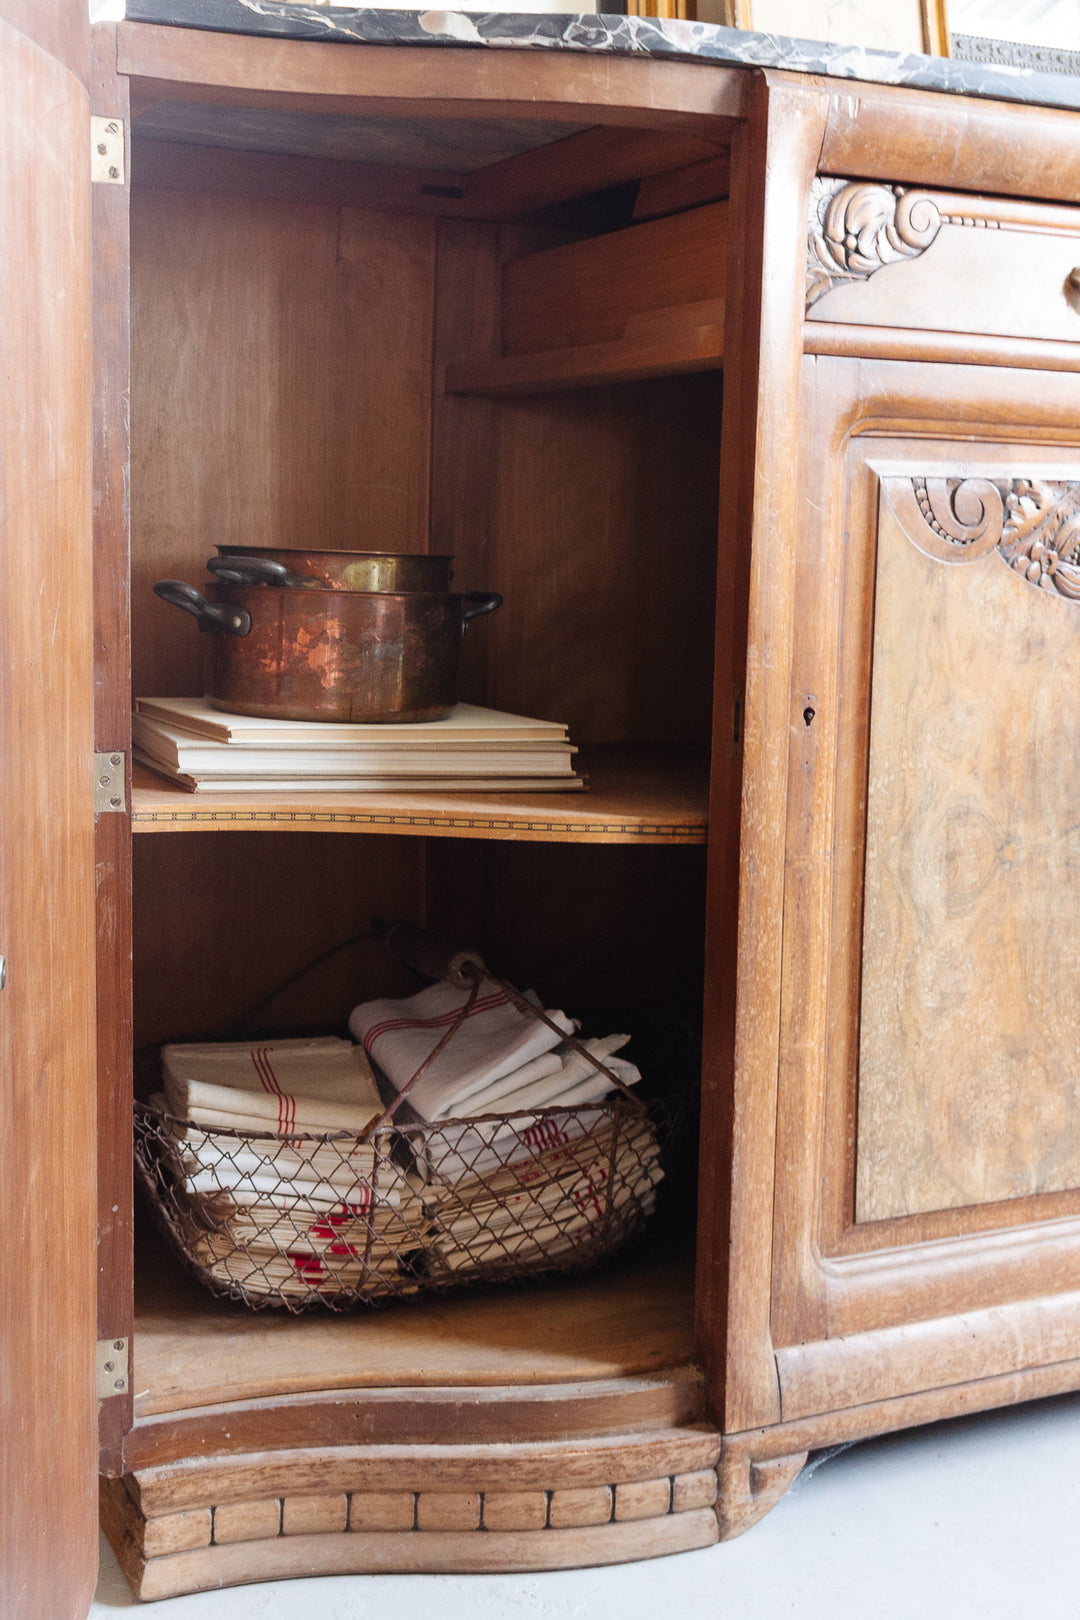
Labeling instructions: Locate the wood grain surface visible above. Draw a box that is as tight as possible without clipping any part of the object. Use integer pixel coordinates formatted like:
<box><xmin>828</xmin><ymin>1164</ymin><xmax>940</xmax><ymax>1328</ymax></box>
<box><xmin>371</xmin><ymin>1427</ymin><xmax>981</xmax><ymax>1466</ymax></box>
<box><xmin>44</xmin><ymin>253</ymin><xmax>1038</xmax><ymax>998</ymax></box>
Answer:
<box><xmin>483</xmin><ymin>375</ymin><xmax>722</xmax><ymax>746</ymax></box>
<box><xmin>501</xmin><ymin>202</ymin><xmax>728</xmax><ymax>354</ymax></box>
<box><xmin>776</xmin><ymin>1283</ymin><xmax>1080</xmax><ymax>1420</ymax></box>
<box><xmin>92</xmin><ymin>20</ymin><xmax>136</xmax><ymax>1471</ymax></box>
<box><xmin>694</xmin><ymin>75</ymin><xmax>830</xmax><ymax>1435</ymax></box>
<box><xmin>125</xmin><ymin>1379</ymin><xmax>708</xmax><ymax>1474</ymax></box>
<box><xmin>462</xmin><ymin>126</ymin><xmax>726</xmax><ymax>221</ymax></box>
<box><xmin>131</xmin><ymin>1244</ymin><xmax>695</xmax><ymax>1415</ymax></box>
<box><xmin>769</xmin><ymin>360</ymin><xmax>1080</xmax><ymax>1394</ymax></box>
<box><xmin>92</xmin><ymin>18</ymin><xmax>1080</xmax><ymax>1578</ymax></box>
<box><xmin>116</xmin><ymin>1511</ymin><xmax>721</xmax><ymax>1600</ymax></box>
<box><xmin>116</xmin><ymin>22</ymin><xmax>744</xmax><ymax>134</ymax></box>
<box><xmin>129</xmin><ymin>185</ymin><xmax>436</xmax><ymax>699</ymax></box>
<box><xmin>446</xmin><ymin>324</ymin><xmax>724</xmax><ymax>396</ymax></box>
<box><xmin>132</xmin><ymin>123</ymin><xmax>723</xmax><ymax>226</ymax></box>
<box><xmin>819</xmin><ymin>79</ymin><xmax>1080</xmax><ymax>205</ymax></box>
<box><xmin>715</xmin><ymin>1449</ymin><xmax>805</xmax><ymax>1539</ymax></box>
<box><xmin>857</xmin><ymin>475</ymin><xmax>1080</xmax><ymax>1219</ymax></box>
<box><xmin>129</xmin><ymin>1429</ymin><xmax>721</xmax><ymax>1515</ymax></box>
<box><xmin>804</xmin><ymin>320</ymin><xmax>1080</xmax><ymax>373</ymax></box>
<box><xmin>105</xmin><ymin>1430</ymin><xmax>721</xmax><ymax>1598</ymax></box>
<box><xmin>809</xmin><ymin>216</ymin><xmax>1080</xmax><ymax>345</ymax></box>
<box><xmin>130</xmin><ymin>749</ymin><xmax>709</xmax><ymax>843</ymax></box>
<box><xmin>634</xmin><ymin>152</ymin><xmax>731</xmax><ymax>220</ymax></box>
<box><xmin>0</xmin><ymin>7</ymin><xmax>98</xmax><ymax>1617</ymax></box>
<box><xmin>130</xmin><ymin>830</ymin><xmax>423</xmax><ymax>1049</ymax></box>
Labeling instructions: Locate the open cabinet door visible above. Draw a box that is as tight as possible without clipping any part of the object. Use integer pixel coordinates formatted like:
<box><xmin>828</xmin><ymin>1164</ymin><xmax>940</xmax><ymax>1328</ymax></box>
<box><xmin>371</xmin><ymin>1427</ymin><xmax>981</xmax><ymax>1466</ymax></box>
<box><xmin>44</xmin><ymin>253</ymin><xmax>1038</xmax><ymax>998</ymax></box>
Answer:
<box><xmin>0</xmin><ymin>4</ymin><xmax>99</xmax><ymax>1617</ymax></box>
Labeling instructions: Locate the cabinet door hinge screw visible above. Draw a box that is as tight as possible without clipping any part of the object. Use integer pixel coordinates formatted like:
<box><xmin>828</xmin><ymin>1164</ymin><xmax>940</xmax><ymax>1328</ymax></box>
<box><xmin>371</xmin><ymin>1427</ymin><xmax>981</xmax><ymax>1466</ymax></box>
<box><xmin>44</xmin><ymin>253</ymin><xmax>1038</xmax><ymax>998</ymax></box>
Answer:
<box><xmin>94</xmin><ymin>751</ymin><xmax>127</xmax><ymax>815</ymax></box>
<box><xmin>96</xmin><ymin>1337</ymin><xmax>129</xmax><ymax>1398</ymax></box>
<box><xmin>91</xmin><ymin>116</ymin><xmax>126</xmax><ymax>185</ymax></box>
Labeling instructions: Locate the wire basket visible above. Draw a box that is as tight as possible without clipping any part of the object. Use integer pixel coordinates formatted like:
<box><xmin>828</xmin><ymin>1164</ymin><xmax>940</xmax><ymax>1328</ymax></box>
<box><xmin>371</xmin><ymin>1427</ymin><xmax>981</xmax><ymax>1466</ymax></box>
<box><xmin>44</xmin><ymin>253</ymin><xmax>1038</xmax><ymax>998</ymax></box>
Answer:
<box><xmin>134</xmin><ymin>1094</ymin><xmax>682</xmax><ymax>1312</ymax></box>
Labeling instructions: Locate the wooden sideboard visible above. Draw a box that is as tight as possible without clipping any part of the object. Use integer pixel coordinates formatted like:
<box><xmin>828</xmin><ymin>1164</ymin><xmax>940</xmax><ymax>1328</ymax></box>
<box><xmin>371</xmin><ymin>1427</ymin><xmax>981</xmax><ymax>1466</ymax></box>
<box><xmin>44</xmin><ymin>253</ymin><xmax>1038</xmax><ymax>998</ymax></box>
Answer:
<box><xmin>7</xmin><ymin>2</ymin><xmax>1080</xmax><ymax>1611</ymax></box>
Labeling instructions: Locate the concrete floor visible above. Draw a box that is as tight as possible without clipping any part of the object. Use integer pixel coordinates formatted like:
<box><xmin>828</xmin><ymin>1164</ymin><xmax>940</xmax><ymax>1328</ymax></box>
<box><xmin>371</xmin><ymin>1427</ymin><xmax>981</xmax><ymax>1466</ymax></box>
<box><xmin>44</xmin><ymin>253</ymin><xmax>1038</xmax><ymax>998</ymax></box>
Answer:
<box><xmin>91</xmin><ymin>1387</ymin><xmax>1080</xmax><ymax>1618</ymax></box>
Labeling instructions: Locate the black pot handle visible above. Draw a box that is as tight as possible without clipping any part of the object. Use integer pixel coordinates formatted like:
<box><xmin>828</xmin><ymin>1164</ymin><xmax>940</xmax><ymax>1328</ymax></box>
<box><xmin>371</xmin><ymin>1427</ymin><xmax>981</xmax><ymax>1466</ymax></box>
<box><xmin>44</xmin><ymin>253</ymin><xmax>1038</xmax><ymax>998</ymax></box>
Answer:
<box><xmin>462</xmin><ymin>591</ymin><xmax>503</xmax><ymax>623</ymax></box>
<box><xmin>207</xmin><ymin>556</ymin><xmax>297</xmax><ymax>588</ymax></box>
<box><xmin>153</xmin><ymin>580</ymin><xmax>252</xmax><ymax>636</ymax></box>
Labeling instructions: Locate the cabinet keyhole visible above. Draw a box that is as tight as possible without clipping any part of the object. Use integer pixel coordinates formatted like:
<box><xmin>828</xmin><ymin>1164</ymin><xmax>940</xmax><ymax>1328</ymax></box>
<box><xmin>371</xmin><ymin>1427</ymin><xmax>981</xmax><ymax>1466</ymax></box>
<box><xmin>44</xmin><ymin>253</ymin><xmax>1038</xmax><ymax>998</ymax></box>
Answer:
<box><xmin>803</xmin><ymin>706</ymin><xmax>816</xmax><ymax>727</ymax></box>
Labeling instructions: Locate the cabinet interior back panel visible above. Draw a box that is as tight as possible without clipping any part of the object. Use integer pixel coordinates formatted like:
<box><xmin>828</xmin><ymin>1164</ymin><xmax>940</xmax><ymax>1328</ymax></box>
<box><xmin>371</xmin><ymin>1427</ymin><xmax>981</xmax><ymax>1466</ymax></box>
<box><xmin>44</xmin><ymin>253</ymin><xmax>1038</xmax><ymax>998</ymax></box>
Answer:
<box><xmin>486</xmin><ymin>376</ymin><xmax>722</xmax><ymax>745</ymax></box>
<box><xmin>856</xmin><ymin>475</ymin><xmax>1080</xmax><ymax>1220</ymax></box>
<box><xmin>131</xmin><ymin>832</ymin><xmax>427</xmax><ymax>1051</ymax></box>
<box><xmin>129</xmin><ymin>185</ymin><xmax>436</xmax><ymax>700</ymax></box>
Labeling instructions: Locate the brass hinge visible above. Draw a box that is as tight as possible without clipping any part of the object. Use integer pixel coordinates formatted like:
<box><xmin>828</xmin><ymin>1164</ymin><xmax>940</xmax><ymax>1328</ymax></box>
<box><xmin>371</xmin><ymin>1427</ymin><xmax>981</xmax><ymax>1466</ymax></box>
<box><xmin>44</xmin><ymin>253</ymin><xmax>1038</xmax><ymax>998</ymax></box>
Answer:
<box><xmin>94</xmin><ymin>752</ymin><xmax>127</xmax><ymax>814</ymax></box>
<box><xmin>96</xmin><ymin>1338</ymin><xmax>129</xmax><ymax>1399</ymax></box>
<box><xmin>91</xmin><ymin>117</ymin><xmax>126</xmax><ymax>186</ymax></box>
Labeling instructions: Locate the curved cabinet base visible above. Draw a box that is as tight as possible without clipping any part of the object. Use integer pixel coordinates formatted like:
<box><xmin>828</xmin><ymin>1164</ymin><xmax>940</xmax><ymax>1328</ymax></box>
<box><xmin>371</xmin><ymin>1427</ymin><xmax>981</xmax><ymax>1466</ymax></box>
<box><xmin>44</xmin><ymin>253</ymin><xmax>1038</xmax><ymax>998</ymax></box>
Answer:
<box><xmin>715</xmin><ymin>1451</ymin><xmax>808</xmax><ymax>1540</ymax></box>
<box><xmin>101</xmin><ymin>1431</ymin><xmax>724</xmax><ymax>1600</ymax></box>
<box><xmin>103</xmin><ymin>1503</ymin><xmax>721</xmax><ymax>1601</ymax></box>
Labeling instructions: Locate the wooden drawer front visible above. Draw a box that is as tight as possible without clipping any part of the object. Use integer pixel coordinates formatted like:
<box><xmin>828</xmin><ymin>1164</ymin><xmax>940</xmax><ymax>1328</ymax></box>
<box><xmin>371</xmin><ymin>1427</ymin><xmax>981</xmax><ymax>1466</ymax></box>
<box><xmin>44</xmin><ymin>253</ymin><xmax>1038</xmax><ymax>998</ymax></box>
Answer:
<box><xmin>807</xmin><ymin>178</ymin><xmax>1080</xmax><ymax>346</ymax></box>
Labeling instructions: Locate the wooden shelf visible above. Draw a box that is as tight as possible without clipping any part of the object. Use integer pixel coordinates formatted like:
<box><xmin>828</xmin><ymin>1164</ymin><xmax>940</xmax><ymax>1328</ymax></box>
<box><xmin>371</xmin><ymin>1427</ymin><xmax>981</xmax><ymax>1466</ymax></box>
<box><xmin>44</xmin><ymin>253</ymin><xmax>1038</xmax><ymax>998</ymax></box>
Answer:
<box><xmin>131</xmin><ymin>747</ymin><xmax>709</xmax><ymax>844</ymax></box>
<box><xmin>451</xmin><ymin>199</ymin><xmax>727</xmax><ymax>396</ymax></box>
<box><xmin>131</xmin><ymin>1239</ymin><xmax>696</xmax><ymax>1421</ymax></box>
<box><xmin>446</xmin><ymin>324</ymin><xmax>724</xmax><ymax>397</ymax></box>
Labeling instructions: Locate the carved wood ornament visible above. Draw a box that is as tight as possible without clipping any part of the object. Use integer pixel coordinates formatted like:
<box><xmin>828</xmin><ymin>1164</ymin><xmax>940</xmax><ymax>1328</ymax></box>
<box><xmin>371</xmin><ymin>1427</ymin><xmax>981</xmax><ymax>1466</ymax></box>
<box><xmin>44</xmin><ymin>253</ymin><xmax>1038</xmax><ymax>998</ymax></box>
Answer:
<box><xmin>899</xmin><ymin>476</ymin><xmax>1080</xmax><ymax>600</ymax></box>
<box><xmin>807</xmin><ymin>179</ymin><xmax>1001</xmax><ymax>308</ymax></box>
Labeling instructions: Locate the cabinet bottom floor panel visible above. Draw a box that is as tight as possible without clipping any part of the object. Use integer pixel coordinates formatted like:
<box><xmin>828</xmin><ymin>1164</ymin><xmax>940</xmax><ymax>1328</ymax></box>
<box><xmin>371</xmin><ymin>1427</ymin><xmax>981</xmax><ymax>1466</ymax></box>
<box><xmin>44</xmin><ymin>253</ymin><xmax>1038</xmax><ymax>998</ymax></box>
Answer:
<box><xmin>130</xmin><ymin>1235</ymin><xmax>698</xmax><ymax>1422</ymax></box>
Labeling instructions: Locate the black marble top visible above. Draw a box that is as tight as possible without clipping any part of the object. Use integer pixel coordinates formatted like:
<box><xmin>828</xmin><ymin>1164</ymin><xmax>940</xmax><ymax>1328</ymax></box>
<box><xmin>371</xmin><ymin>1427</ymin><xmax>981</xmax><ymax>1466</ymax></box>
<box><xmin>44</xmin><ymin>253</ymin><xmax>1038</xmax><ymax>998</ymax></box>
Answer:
<box><xmin>125</xmin><ymin>0</ymin><xmax>1080</xmax><ymax>115</ymax></box>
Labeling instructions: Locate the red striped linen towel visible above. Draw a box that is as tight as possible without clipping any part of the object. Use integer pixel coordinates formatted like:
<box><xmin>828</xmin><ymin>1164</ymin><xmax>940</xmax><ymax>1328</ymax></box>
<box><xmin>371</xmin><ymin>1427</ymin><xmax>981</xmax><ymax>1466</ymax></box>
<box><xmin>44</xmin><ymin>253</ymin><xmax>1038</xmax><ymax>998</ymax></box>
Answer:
<box><xmin>348</xmin><ymin>977</ymin><xmax>575</xmax><ymax>1121</ymax></box>
<box><xmin>160</xmin><ymin>1036</ymin><xmax>381</xmax><ymax>1135</ymax></box>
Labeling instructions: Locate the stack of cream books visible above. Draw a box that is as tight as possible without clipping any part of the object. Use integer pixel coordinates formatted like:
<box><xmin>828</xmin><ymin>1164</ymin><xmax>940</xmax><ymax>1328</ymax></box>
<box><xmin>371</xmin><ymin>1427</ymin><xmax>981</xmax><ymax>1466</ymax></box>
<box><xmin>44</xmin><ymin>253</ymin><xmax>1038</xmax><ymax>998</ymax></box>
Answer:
<box><xmin>132</xmin><ymin>697</ymin><xmax>582</xmax><ymax>793</ymax></box>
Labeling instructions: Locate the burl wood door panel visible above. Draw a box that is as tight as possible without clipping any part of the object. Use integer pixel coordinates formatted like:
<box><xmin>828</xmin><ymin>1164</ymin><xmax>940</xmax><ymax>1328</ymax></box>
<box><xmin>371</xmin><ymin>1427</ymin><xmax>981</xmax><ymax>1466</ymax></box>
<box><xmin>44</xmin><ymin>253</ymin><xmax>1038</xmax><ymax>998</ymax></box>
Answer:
<box><xmin>769</xmin><ymin>357</ymin><xmax>1080</xmax><ymax>1422</ymax></box>
<box><xmin>858</xmin><ymin>475</ymin><xmax>1080</xmax><ymax>1220</ymax></box>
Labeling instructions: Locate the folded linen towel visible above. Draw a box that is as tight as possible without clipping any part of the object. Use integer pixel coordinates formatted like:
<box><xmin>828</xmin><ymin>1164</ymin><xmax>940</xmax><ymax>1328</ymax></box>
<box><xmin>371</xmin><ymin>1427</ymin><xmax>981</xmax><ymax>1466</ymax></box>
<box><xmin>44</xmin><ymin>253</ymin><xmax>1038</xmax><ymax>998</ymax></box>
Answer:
<box><xmin>191</xmin><ymin>1242</ymin><xmax>411</xmax><ymax>1299</ymax></box>
<box><xmin>181</xmin><ymin>1181</ymin><xmax>396</xmax><ymax>1216</ymax></box>
<box><xmin>348</xmin><ymin>978</ymin><xmax>575</xmax><ymax>1121</ymax></box>
<box><xmin>451</xmin><ymin>1049</ymin><xmax>565</xmax><ymax>1117</ymax></box>
<box><xmin>425</xmin><ymin>1114</ymin><xmax>662</xmax><ymax>1210</ymax></box>
<box><xmin>164</xmin><ymin>1103</ymin><xmax>378</xmax><ymax>1140</ymax></box>
<box><xmin>181</xmin><ymin>1163</ymin><xmax>403</xmax><ymax>1208</ymax></box>
<box><xmin>161</xmin><ymin>1036</ymin><xmax>381</xmax><ymax>1135</ymax></box>
<box><xmin>221</xmin><ymin>1205</ymin><xmax>423</xmax><ymax>1254</ymax></box>
<box><xmin>162</xmin><ymin>1112</ymin><xmax>398</xmax><ymax>1191</ymax></box>
<box><xmin>432</xmin><ymin>1188</ymin><xmax>657</xmax><ymax>1274</ymax></box>
<box><xmin>458</xmin><ymin>1035</ymin><xmax>639</xmax><ymax>1118</ymax></box>
<box><xmin>416</xmin><ymin>1105</ymin><xmax>655</xmax><ymax>1188</ymax></box>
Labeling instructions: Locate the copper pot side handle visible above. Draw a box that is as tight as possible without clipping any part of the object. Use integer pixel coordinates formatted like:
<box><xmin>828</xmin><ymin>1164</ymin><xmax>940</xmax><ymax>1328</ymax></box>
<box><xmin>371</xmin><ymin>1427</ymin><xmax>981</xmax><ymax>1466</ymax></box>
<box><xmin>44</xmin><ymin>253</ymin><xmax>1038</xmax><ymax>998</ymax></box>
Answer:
<box><xmin>206</xmin><ymin>555</ymin><xmax>303</xmax><ymax>588</ymax></box>
<box><xmin>153</xmin><ymin>579</ymin><xmax>252</xmax><ymax>636</ymax></box>
<box><xmin>461</xmin><ymin>591</ymin><xmax>503</xmax><ymax>623</ymax></box>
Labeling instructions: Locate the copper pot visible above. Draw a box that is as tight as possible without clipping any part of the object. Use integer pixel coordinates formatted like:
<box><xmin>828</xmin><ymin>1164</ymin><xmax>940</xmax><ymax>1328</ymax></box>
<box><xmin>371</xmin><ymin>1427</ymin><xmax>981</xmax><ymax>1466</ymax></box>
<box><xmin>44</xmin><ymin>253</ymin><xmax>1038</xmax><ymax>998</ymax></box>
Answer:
<box><xmin>153</xmin><ymin>580</ymin><xmax>501</xmax><ymax>723</ymax></box>
<box><xmin>208</xmin><ymin>547</ymin><xmax>454</xmax><ymax>593</ymax></box>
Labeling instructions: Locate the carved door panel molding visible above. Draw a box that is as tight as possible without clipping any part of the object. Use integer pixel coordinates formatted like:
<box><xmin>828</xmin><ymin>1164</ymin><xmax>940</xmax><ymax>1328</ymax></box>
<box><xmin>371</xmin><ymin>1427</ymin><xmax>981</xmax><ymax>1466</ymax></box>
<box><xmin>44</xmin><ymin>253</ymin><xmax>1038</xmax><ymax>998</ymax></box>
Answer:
<box><xmin>893</xmin><ymin>474</ymin><xmax>1080</xmax><ymax>593</ymax></box>
<box><xmin>769</xmin><ymin>355</ymin><xmax>1080</xmax><ymax>1424</ymax></box>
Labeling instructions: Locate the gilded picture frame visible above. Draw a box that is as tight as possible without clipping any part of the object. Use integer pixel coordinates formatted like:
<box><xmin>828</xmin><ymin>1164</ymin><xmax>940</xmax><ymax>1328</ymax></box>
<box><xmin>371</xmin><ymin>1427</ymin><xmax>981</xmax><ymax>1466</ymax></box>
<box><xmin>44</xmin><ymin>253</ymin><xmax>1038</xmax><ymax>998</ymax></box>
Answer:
<box><xmin>706</xmin><ymin>0</ymin><xmax>950</xmax><ymax>55</ymax></box>
<box><xmin>945</xmin><ymin>0</ymin><xmax>1080</xmax><ymax>72</ymax></box>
